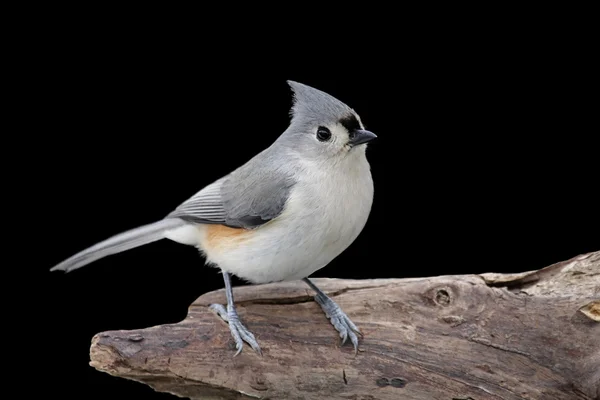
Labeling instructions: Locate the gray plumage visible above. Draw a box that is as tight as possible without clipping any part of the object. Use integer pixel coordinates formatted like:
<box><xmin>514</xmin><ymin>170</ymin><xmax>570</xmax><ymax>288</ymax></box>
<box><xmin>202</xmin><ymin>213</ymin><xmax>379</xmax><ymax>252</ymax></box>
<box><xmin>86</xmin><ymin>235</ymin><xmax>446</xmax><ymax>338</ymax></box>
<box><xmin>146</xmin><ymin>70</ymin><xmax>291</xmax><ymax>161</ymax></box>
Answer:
<box><xmin>220</xmin><ymin>151</ymin><xmax>297</xmax><ymax>228</ymax></box>
<box><xmin>49</xmin><ymin>219</ymin><xmax>185</xmax><ymax>272</ymax></box>
<box><xmin>50</xmin><ymin>79</ymin><xmax>377</xmax><ymax>356</ymax></box>
<box><xmin>168</xmin><ymin>147</ymin><xmax>297</xmax><ymax>229</ymax></box>
<box><xmin>50</xmin><ymin>80</ymin><xmax>371</xmax><ymax>275</ymax></box>
<box><xmin>165</xmin><ymin>81</ymin><xmax>354</xmax><ymax>229</ymax></box>
<box><xmin>287</xmin><ymin>81</ymin><xmax>358</xmax><ymax>128</ymax></box>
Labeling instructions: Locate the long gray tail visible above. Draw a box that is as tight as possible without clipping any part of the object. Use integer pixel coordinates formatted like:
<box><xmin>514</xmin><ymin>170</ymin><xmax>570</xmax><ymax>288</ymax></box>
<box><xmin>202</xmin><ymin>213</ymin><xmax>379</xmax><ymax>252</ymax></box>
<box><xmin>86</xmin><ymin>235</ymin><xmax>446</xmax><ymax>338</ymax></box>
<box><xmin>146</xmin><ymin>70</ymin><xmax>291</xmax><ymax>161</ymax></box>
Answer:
<box><xmin>50</xmin><ymin>218</ymin><xmax>186</xmax><ymax>273</ymax></box>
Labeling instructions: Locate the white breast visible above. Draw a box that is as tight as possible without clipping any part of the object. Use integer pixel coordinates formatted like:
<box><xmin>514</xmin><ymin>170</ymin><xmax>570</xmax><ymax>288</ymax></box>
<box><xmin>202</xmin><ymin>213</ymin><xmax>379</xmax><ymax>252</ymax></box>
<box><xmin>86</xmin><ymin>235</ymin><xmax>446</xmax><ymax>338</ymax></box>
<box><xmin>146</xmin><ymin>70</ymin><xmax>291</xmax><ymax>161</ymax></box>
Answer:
<box><xmin>193</xmin><ymin>151</ymin><xmax>374</xmax><ymax>284</ymax></box>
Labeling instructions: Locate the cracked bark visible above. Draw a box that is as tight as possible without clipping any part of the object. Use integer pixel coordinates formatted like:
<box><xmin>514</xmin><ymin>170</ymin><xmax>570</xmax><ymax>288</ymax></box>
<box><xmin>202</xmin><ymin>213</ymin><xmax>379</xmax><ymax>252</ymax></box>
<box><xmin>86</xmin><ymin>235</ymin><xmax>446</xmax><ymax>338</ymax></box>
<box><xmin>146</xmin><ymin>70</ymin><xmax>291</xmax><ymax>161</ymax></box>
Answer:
<box><xmin>89</xmin><ymin>251</ymin><xmax>600</xmax><ymax>400</ymax></box>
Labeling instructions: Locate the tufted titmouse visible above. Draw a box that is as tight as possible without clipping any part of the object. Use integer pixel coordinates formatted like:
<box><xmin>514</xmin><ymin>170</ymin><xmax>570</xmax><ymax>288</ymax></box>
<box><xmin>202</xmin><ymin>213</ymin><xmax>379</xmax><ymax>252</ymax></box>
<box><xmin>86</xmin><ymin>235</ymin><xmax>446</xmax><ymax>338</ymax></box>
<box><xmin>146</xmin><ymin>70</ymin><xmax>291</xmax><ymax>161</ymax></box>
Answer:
<box><xmin>50</xmin><ymin>81</ymin><xmax>377</xmax><ymax>356</ymax></box>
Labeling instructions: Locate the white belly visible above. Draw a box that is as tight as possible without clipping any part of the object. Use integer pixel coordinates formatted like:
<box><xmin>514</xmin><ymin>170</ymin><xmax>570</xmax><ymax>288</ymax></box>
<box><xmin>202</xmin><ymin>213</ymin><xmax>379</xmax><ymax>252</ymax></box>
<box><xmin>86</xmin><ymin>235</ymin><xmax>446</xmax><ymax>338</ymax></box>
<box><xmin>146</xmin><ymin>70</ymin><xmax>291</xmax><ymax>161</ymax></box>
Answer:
<box><xmin>165</xmin><ymin>155</ymin><xmax>374</xmax><ymax>284</ymax></box>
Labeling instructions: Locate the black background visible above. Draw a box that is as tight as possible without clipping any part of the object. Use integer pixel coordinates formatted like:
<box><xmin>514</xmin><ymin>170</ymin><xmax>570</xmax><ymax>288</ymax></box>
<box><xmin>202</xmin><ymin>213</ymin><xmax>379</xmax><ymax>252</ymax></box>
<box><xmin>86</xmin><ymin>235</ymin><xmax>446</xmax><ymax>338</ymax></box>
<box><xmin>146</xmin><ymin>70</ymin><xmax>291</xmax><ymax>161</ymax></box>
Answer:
<box><xmin>13</xmin><ymin>12</ymin><xmax>597</xmax><ymax>400</ymax></box>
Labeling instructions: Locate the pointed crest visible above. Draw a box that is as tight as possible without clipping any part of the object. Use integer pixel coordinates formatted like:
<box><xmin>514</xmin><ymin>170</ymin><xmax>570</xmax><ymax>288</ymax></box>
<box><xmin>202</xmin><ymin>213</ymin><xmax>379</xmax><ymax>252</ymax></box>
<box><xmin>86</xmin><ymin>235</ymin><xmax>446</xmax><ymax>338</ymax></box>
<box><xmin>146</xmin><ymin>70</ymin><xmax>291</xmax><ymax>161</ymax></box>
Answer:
<box><xmin>287</xmin><ymin>80</ymin><xmax>355</xmax><ymax>123</ymax></box>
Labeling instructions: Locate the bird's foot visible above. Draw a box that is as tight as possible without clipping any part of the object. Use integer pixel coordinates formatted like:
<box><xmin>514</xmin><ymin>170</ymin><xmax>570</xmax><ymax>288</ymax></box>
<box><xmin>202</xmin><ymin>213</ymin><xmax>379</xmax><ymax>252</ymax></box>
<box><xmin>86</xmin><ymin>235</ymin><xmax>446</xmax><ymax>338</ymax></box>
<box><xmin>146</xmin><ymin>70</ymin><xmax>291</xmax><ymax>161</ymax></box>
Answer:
<box><xmin>314</xmin><ymin>293</ymin><xmax>362</xmax><ymax>354</ymax></box>
<box><xmin>209</xmin><ymin>303</ymin><xmax>262</xmax><ymax>356</ymax></box>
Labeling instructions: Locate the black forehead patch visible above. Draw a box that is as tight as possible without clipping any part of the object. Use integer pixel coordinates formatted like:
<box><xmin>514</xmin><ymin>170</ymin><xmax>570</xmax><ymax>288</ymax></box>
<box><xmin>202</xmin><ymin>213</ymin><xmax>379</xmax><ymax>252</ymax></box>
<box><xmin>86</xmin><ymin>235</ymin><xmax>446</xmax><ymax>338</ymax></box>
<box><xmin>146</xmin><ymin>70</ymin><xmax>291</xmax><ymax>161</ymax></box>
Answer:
<box><xmin>339</xmin><ymin>114</ymin><xmax>362</xmax><ymax>132</ymax></box>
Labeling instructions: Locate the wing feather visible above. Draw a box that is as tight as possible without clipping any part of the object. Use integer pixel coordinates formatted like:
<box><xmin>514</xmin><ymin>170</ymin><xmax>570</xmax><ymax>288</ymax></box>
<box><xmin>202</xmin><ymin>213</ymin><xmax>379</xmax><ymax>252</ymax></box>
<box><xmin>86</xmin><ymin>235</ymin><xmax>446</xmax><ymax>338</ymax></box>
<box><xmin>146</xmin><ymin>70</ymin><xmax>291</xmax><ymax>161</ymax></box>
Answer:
<box><xmin>166</xmin><ymin>180</ymin><xmax>228</xmax><ymax>224</ymax></box>
<box><xmin>166</xmin><ymin>157</ymin><xmax>297</xmax><ymax>229</ymax></box>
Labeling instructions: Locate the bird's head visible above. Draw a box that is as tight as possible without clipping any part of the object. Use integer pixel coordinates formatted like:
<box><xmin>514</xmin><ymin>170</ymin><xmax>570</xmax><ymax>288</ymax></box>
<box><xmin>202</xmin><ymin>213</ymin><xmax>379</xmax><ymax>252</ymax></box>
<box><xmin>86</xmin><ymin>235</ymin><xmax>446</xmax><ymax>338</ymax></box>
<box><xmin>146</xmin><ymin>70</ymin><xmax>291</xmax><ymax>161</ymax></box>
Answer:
<box><xmin>280</xmin><ymin>80</ymin><xmax>377</xmax><ymax>162</ymax></box>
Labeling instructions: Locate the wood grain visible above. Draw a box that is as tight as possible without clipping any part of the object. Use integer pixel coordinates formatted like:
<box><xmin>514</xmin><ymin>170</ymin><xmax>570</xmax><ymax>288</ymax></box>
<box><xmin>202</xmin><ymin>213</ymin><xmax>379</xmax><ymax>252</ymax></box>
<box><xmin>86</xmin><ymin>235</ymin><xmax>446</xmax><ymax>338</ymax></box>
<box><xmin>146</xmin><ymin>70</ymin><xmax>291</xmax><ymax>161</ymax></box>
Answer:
<box><xmin>89</xmin><ymin>251</ymin><xmax>600</xmax><ymax>399</ymax></box>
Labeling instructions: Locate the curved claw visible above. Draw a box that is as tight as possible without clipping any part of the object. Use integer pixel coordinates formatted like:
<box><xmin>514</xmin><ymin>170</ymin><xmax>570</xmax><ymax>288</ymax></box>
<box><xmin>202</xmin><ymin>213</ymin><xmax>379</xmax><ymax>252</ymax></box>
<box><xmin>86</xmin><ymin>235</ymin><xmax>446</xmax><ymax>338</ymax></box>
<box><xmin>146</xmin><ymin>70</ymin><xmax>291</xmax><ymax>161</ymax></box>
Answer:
<box><xmin>313</xmin><ymin>294</ymin><xmax>362</xmax><ymax>354</ymax></box>
<box><xmin>210</xmin><ymin>303</ymin><xmax>262</xmax><ymax>357</ymax></box>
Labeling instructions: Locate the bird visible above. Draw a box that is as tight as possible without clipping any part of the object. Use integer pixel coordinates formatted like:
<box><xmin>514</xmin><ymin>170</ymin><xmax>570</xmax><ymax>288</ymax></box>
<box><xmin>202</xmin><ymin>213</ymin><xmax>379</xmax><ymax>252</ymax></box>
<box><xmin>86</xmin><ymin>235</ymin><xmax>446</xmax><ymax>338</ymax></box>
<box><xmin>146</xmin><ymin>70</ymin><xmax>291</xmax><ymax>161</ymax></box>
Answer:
<box><xmin>50</xmin><ymin>80</ymin><xmax>377</xmax><ymax>356</ymax></box>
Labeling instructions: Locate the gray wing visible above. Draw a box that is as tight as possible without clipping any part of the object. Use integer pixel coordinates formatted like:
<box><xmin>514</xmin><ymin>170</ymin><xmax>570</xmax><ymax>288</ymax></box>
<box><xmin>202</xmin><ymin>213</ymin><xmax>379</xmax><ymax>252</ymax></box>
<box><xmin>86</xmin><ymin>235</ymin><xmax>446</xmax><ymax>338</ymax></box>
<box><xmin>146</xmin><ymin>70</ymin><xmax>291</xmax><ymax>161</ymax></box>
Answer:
<box><xmin>167</xmin><ymin>156</ymin><xmax>297</xmax><ymax>229</ymax></box>
<box><xmin>166</xmin><ymin>179</ymin><xmax>229</xmax><ymax>224</ymax></box>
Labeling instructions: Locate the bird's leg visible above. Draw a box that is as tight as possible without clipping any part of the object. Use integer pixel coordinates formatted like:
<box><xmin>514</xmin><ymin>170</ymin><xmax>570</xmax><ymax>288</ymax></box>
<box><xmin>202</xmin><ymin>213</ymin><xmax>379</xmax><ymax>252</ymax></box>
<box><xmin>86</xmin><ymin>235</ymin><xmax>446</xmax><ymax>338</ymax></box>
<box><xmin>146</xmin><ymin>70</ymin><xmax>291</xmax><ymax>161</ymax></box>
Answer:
<box><xmin>303</xmin><ymin>278</ymin><xmax>362</xmax><ymax>354</ymax></box>
<box><xmin>209</xmin><ymin>271</ymin><xmax>262</xmax><ymax>356</ymax></box>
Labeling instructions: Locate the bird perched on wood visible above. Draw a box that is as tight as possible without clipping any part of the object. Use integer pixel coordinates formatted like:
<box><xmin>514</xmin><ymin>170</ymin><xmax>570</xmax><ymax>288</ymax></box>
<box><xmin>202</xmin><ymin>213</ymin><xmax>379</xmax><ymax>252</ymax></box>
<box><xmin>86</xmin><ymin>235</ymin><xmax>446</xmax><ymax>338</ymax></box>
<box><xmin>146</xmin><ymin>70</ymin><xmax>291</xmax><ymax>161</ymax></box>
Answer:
<box><xmin>51</xmin><ymin>80</ymin><xmax>377</xmax><ymax>356</ymax></box>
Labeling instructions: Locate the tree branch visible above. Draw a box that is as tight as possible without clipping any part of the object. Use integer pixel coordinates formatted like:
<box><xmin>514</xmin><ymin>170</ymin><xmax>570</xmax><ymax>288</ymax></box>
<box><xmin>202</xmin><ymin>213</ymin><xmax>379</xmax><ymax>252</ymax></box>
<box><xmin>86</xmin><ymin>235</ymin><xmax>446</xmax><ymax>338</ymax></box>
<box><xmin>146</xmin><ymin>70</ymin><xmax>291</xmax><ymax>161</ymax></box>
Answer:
<box><xmin>89</xmin><ymin>251</ymin><xmax>600</xmax><ymax>399</ymax></box>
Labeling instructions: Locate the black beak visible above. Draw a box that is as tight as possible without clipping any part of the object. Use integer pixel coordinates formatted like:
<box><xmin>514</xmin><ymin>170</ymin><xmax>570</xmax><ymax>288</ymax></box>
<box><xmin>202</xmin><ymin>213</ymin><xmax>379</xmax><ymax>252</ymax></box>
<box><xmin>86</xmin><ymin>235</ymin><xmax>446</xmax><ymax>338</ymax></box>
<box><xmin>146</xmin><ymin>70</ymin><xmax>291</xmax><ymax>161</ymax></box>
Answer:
<box><xmin>349</xmin><ymin>129</ymin><xmax>377</xmax><ymax>147</ymax></box>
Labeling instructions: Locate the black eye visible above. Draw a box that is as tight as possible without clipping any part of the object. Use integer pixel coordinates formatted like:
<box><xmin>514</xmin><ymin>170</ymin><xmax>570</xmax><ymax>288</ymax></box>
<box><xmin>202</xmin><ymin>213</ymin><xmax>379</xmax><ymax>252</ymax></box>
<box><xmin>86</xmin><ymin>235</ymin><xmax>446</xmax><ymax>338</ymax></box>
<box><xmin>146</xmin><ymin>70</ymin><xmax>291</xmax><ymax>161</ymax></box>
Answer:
<box><xmin>316</xmin><ymin>126</ymin><xmax>332</xmax><ymax>142</ymax></box>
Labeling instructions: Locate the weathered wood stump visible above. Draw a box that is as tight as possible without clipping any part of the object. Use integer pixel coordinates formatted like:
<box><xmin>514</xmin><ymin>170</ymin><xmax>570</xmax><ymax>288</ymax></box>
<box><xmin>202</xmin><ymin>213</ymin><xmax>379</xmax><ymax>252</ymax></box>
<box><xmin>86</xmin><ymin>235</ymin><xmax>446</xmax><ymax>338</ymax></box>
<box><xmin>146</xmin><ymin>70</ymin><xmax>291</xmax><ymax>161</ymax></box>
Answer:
<box><xmin>90</xmin><ymin>251</ymin><xmax>600</xmax><ymax>399</ymax></box>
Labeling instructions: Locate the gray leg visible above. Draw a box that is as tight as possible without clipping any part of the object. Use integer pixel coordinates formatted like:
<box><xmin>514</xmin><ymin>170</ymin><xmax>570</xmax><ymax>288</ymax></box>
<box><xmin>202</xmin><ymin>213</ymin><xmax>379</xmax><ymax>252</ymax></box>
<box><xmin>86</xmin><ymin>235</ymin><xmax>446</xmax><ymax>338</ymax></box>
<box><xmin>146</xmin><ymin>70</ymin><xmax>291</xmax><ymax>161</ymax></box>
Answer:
<box><xmin>303</xmin><ymin>278</ymin><xmax>362</xmax><ymax>353</ymax></box>
<box><xmin>209</xmin><ymin>271</ymin><xmax>262</xmax><ymax>356</ymax></box>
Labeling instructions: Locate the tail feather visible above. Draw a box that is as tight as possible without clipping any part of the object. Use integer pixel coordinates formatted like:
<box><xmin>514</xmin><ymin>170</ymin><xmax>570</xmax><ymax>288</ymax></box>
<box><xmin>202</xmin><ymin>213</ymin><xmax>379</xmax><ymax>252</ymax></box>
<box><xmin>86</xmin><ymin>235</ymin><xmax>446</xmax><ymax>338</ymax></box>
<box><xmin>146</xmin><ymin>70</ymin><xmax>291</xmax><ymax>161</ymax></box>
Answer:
<box><xmin>50</xmin><ymin>218</ymin><xmax>186</xmax><ymax>273</ymax></box>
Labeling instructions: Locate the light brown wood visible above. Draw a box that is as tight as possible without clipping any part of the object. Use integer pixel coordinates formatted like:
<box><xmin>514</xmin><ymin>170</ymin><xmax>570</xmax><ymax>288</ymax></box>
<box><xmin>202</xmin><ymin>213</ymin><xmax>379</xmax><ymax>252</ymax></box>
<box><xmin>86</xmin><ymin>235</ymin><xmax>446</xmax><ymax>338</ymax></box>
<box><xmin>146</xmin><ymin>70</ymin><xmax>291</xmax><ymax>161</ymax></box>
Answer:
<box><xmin>89</xmin><ymin>251</ymin><xmax>600</xmax><ymax>399</ymax></box>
